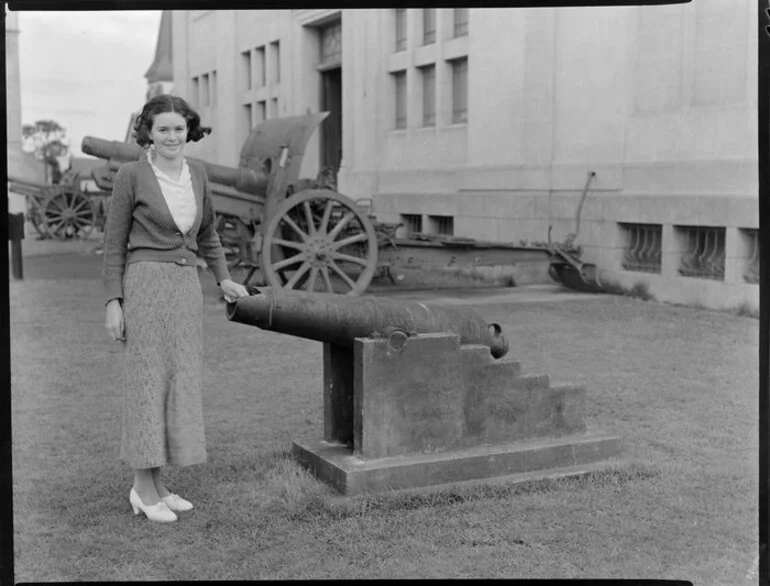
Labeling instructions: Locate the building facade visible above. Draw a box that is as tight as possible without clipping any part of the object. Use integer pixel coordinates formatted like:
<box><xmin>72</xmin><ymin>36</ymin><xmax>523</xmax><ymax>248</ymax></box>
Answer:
<box><xmin>169</xmin><ymin>3</ymin><xmax>759</xmax><ymax>311</ymax></box>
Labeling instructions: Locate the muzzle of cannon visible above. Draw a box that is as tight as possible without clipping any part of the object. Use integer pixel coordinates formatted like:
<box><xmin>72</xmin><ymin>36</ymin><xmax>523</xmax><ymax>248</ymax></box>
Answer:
<box><xmin>225</xmin><ymin>286</ymin><xmax>509</xmax><ymax>359</ymax></box>
<box><xmin>226</xmin><ymin>288</ymin><xmax>622</xmax><ymax>496</ymax></box>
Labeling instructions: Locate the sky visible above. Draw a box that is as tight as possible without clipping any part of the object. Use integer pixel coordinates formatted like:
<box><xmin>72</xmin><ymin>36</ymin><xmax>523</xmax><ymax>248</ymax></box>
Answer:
<box><xmin>13</xmin><ymin>9</ymin><xmax>162</xmax><ymax>157</ymax></box>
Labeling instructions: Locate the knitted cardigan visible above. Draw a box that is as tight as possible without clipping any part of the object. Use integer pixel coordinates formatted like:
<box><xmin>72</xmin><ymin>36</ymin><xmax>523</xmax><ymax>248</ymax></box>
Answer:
<box><xmin>102</xmin><ymin>157</ymin><xmax>231</xmax><ymax>304</ymax></box>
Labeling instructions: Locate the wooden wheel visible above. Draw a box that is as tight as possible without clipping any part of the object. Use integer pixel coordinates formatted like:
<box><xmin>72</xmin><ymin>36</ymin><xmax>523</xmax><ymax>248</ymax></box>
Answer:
<box><xmin>41</xmin><ymin>187</ymin><xmax>96</xmax><ymax>239</ymax></box>
<box><xmin>261</xmin><ymin>189</ymin><xmax>378</xmax><ymax>295</ymax></box>
<box><xmin>25</xmin><ymin>191</ymin><xmax>48</xmax><ymax>239</ymax></box>
<box><xmin>215</xmin><ymin>215</ymin><xmax>259</xmax><ymax>286</ymax></box>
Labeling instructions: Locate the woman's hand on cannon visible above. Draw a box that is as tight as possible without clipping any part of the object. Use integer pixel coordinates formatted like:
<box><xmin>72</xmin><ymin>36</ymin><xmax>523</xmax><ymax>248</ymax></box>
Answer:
<box><xmin>219</xmin><ymin>279</ymin><xmax>250</xmax><ymax>303</ymax></box>
<box><xmin>105</xmin><ymin>299</ymin><xmax>125</xmax><ymax>342</ymax></box>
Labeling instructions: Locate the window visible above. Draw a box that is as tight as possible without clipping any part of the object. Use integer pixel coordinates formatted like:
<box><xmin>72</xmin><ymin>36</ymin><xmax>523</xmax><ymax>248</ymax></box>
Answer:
<box><xmin>450</xmin><ymin>57</ymin><xmax>468</xmax><ymax>124</ymax></box>
<box><xmin>271</xmin><ymin>97</ymin><xmax>279</xmax><ymax>119</ymax></box>
<box><xmin>320</xmin><ymin>21</ymin><xmax>342</xmax><ymax>67</ymax></box>
<box><xmin>191</xmin><ymin>76</ymin><xmax>199</xmax><ymax>107</ymax></box>
<box><xmin>401</xmin><ymin>214</ymin><xmax>423</xmax><ymax>235</ymax></box>
<box><xmin>423</xmin><ymin>9</ymin><xmax>436</xmax><ymax>45</ymax></box>
<box><xmin>255</xmin><ymin>46</ymin><xmax>266</xmax><ymax>87</ymax></box>
<box><xmin>620</xmin><ymin>223</ymin><xmax>662</xmax><ymax>274</ymax></box>
<box><xmin>270</xmin><ymin>41</ymin><xmax>280</xmax><ymax>84</ymax></box>
<box><xmin>428</xmin><ymin>215</ymin><xmax>453</xmax><ymax>236</ymax></box>
<box><xmin>393</xmin><ymin>70</ymin><xmax>407</xmax><ymax>129</ymax></box>
<box><xmin>676</xmin><ymin>226</ymin><xmax>725</xmax><ymax>281</ymax></box>
<box><xmin>395</xmin><ymin>8</ymin><xmax>407</xmax><ymax>51</ymax></box>
<box><xmin>241</xmin><ymin>50</ymin><xmax>252</xmax><ymax>91</ymax></box>
<box><xmin>256</xmin><ymin>101</ymin><xmax>266</xmax><ymax>125</ymax></box>
<box><xmin>420</xmin><ymin>65</ymin><xmax>436</xmax><ymax>127</ymax></box>
<box><xmin>211</xmin><ymin>71</ymin><xmax>217</xmax><ymax>106</ymax></box>
<box><xmin>201</xmin><ymin>74</ymin><xmax>210</xmax><ymax>107</ymax></box>
<box><xmin>741</xmin><ymin>228</ymin><xmax>759</xmax><ymax>284</ymax></box>
<box><xmin>453</xmin><ymin>8</ymin><xmax>469</xmax><ymax>37</ymax></box>
<box><xmin>243</xmin><ymin>103</ymin><xmax>253</xmax><ymax>130</ymax></box>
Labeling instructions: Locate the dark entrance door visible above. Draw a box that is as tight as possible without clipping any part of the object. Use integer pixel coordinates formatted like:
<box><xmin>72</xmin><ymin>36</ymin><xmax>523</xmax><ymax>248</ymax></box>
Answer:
<box><xmin>320</xmin><ymin>67</ymin><xmax>342</xmax><ymax>173</ymax></box>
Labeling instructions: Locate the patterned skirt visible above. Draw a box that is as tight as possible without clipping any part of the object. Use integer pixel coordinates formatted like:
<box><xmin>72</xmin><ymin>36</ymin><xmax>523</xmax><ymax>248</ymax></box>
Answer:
<box><xmin>120</xmin><ymin>261</ymin><xmax>207</xmax><ymax>469</ymax></box>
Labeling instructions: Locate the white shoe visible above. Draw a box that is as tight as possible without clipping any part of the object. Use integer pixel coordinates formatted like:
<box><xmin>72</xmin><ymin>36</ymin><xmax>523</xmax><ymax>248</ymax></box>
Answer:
<box><xmin>162</xmin><ymin>493</ymin><xmax>194</xmax><ymax>512</ymax></box>
<box><xmin>130</xmin><ymin>488</ymin><xmax>177</xmax><ymax>523</ymax></box>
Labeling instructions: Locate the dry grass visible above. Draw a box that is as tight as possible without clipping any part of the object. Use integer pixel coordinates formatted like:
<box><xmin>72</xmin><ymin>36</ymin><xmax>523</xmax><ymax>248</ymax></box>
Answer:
<box><xmin>600</xmin><ymin>278</ymin><xmax>656</xmax><ymax>301</ymax></box>
<box><xmin>9</xmin><ymin>269</ymin><xmax>758</xmax><ymax>583</ymax></box>
<box><xmin>734</xmin><ymin>301</ymin><xmax>760</xmax><ymax>320</ymax></box>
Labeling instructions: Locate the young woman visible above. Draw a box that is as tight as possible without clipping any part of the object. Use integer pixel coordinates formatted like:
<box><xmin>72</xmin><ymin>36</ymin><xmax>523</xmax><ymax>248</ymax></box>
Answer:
<box><xmin>102</xmin><ymin>95</ymin><xmax>249</xmax><ymax>523</ymax></box>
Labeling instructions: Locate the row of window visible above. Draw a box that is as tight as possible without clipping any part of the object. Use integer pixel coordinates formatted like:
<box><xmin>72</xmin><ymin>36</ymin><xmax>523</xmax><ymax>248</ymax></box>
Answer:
<box><xmin>392</xmin><ymin>220</ymin><xmax>758</xmax><ymax>283</ymax></box>
<box><xmin>395</xmin><ymin>8</ymin><xmax>468</xmax><ymax>51</ymax></box>
<box><xmin>192</xmin><ymin>58</ymin><xmax>466</xmax><ymax>134</ymax></box>
<box><xmin>191</xmin><ymin>70</ymin><xmax>218</xmax><ymax>108</ymax></box>
<box><xmin>242</xmin><ymin>98</ymin><xmax>280</xmax><ymax>130</ymax></box>
<box><xmin>393</xmin><ymin>57</ymin><xmax>468</xmax><ymax>130</ymax></box>
<box><xmin>401</xmin><ymin>214</ymin><xmax>454</xmax><ymax>237</ymax></box>
<box><xmin>240</xmin><ymin>40</ymin><xmax>281</xmax><ymax>92</ymax></box>
<box><xmin>621</xmin><ymin>223</ymin><xmax>758</xmax><ymax>283</ymax></box>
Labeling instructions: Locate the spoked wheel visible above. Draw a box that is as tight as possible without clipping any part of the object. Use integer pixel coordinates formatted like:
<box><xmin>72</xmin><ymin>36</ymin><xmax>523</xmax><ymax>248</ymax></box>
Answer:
<box><xmin>261</xmin><ymin>189</ymin><xmax>378</xmax><ymax>295</ymax></box>
<box><xmin>41</xmin><ymin>187</ymin><xmax>96</xmax><ymax>239</ymax></box>
<box><xmin>215</xmin><ymin>215</ymin><xmax>259</xmax><ymax>286</ymax></box>
<box><xmin>26</xmin><ymin>193</ymin><xmax>48</xmax><ymax>239</ymax></box>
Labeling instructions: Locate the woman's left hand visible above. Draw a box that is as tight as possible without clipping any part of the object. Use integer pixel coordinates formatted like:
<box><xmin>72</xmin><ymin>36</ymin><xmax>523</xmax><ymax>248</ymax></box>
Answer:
<box><xmin>219</xmin><ymin>279</ymin><xmax>249</xmax><ymax>303</ymax></box>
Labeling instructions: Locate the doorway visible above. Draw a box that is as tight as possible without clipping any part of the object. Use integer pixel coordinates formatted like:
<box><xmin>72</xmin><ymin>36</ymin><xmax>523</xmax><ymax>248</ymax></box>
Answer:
<box><xmin>320</xmin><ymin>66</ymin><xmax>342</xmax><ymax>173</ymax></box>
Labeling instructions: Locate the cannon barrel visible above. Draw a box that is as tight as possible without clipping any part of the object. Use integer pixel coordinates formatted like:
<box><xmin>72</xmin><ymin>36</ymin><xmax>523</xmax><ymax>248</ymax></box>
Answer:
<box><xmin>81</xmin><ymin>136</ymin><xmax>143</xmax><ymax>162</ymax></box>
<box><xmin>226</xmin><ymin>287</ymin><xmax>509</xmax><ymax>359</ymax></box>
<box><xmin>81</xmin><ymin>136</ymin><xmax>268</xmax><ymax>194</ymax></box>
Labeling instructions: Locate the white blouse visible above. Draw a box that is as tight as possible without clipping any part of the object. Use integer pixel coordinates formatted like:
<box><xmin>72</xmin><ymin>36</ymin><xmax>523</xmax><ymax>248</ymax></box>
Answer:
<box><xmin>147</xmin><ymin>150</ymin><xmax>197</xmax><ymax>234</ymax></box>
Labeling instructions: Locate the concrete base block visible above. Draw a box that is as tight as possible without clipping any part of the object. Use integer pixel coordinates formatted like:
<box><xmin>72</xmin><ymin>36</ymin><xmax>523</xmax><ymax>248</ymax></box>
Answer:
<box><xmin>292</xmin><ymin>433</ymin><xmax>623</xmax><ymax>496</ymax></box>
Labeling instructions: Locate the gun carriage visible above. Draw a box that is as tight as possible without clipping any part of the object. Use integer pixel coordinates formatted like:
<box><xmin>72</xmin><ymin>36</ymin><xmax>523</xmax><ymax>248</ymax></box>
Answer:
<box><xmin>7</xmin><ymin>169</ymin><xmax>110</xmax><ymax>240</ymax></box>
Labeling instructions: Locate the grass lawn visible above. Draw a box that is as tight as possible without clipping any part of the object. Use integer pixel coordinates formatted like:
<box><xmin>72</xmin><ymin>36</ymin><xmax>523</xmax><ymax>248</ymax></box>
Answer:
<box><xmin>9</xmin><ymin>271</ymin><xmax>758</xmax><ymax>583</ymax></box>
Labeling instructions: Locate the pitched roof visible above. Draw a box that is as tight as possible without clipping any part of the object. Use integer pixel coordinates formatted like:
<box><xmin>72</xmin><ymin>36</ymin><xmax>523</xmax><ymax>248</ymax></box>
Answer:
<box><xmin>144</xmin><ymin>10</ymin><xmax>173</xmax><ymax>83</ymax></box>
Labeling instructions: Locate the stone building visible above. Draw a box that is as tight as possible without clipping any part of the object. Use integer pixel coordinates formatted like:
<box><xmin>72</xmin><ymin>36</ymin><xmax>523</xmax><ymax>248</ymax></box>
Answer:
<box><xmin>166</xmin><ymin>3</ymin><xmax>758</xmax><ymax>311</ymax></box>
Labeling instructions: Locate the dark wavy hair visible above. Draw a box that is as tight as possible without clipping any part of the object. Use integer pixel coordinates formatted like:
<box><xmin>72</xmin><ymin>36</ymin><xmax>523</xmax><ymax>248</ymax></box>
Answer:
<box><xmin>133</xmin><ymin>94</ymin><xmax>212</xmax><ymax>147</ymax></box>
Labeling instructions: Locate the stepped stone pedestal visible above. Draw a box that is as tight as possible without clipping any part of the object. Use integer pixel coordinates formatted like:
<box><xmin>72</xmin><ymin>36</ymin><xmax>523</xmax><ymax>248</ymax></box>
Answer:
<box><xmin>292</xmin><ymin>333</ymin><xmax>622</xmax><ymax>495</ymax></box>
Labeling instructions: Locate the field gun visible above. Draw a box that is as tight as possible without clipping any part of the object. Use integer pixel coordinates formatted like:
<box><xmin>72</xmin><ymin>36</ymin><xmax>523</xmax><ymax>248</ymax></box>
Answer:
<box><xmin>7</xmin><ymin>170</ymin><xmax>108</xmax><ymax>240</ymax></box>
<box><xmin>82</xmin><ymin>112</ymin><xmax>381</xmax><ymax>294</ymax></box>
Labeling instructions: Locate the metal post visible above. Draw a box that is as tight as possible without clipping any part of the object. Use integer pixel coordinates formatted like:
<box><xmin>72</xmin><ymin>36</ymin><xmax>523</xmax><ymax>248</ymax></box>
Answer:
<box><xmin>11</xmin><ymin>241</ymin><xmax>23</xmax><ymax>280</ymax></box>
<box><xmin>8</xmin><ymin>213</ymin><xmax>24</xmax><ymax>280</ymax></box>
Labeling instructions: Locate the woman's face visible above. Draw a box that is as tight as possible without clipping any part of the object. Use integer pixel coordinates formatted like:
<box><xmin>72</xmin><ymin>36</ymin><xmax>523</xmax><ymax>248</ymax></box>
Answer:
<box><xmin>150</xmin><ymin>111</ymin><xmax>188</xmax><ymax>161</ymax></box>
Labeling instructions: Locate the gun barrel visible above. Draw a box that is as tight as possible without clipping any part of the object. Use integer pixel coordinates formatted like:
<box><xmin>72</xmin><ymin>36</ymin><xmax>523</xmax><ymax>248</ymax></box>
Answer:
<box><xmin>81</xmin><ymin>136</ymin><xmax>268</xmax><ymax>194</ymax></box>
<box><xmin>225</xmin><ymin>287</ymin><xmax>509</xmax><ymax>359</ymax></box>
<box><xmin>81</xmin><ymin>136</ymin><xmax>144</xmax><ymax>162</ymax></box>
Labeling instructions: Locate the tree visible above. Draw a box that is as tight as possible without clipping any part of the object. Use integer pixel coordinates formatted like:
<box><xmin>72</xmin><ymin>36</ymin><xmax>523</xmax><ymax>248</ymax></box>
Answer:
<box><xmin>22</xmin><ymin>119</ymin><xmax>70</xmax><ymax>184</ymax></box>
